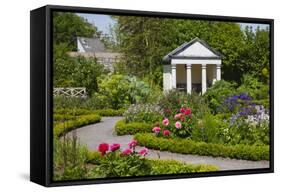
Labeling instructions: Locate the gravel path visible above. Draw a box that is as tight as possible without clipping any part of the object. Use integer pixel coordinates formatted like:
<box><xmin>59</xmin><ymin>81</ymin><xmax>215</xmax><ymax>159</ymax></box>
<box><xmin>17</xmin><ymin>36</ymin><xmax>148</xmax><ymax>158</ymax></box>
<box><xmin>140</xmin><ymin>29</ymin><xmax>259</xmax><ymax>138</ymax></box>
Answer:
<box><xmin>67</xmin><ymin>117</ymin><xmax>269</xmax><ymax>171</ymax></box>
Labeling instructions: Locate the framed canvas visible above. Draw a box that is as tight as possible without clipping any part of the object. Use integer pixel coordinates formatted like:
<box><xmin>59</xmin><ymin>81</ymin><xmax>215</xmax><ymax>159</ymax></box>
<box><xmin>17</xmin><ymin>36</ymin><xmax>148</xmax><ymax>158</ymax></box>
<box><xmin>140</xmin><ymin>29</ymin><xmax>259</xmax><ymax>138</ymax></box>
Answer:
<box><xmin>30</xmin><ymin>5</ymin><xmax>274</xmax><ymax>187</ymax></box>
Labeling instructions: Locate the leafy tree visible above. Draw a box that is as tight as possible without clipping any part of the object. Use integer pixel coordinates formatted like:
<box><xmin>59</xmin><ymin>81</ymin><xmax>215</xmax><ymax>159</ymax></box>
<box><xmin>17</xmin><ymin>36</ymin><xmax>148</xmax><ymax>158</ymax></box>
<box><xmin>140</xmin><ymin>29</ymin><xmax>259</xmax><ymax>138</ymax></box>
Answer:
<box><xmin>53</xmin><ymin>12</ymin><xmax>99</xmax><ymax>50</ymax></box>
<box><xmin>53</xmin><ymin>44</ymin><xmax>107</xmax><ymax>95</ymax></box>
<box><xmin>239</xmin><ymin>26</ymin><xmax>270</xmax><ymax>82</ymax></box>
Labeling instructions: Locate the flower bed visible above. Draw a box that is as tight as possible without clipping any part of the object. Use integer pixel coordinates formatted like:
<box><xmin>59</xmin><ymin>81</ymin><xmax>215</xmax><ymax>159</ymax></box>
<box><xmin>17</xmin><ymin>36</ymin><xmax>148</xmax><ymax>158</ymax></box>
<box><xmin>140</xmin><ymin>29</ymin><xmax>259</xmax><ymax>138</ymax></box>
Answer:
<box><xmin>86</xmin><ymin>139</ymin><xmax>218</xmax><ymax>178</ymax></box>
<box><xmin>134</xmin><ymin>133</ymin><xmax>269</xmax><ymax>161</ymax></box>
<box><xmin>115</xmin><ymin>119</ymin><xmax>154</xmax><ymax>135</ymax></box>
<box><xmin>54</xmin><ymin>114</ymin><xmax>101</xmax><ymax>137</ymax></box>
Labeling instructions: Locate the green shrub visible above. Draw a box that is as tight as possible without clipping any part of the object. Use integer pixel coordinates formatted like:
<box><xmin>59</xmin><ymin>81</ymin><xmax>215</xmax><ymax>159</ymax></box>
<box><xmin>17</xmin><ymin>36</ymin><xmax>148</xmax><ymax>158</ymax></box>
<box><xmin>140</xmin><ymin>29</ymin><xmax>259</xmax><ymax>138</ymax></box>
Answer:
<box><xmin>204</xmin><ymin>80</ymin><xmax>237</xmax><ymax>113</ymax></box>
<box><xmin>134</xmin><ymin>133</ymin><xmax>269</xmax><ymax>161</ymax></box>
<box><xmin>54</xmin><ymin>114</ymin><xmax>101</xmax><ymax>137</ymax></box>
<box><xmin>115</xmin><ymin>120</ymin><xmax>153</xmax><ymax>135</ymax></box>
<box><xmin>54</xmin><ymin>108</ymin><xmax>124</xmax><ymax>117</ymax></box>
<box><xmin>191</xmin><ymin>113</ymin><xmax>225</xmax><ymax>143</ymax></box>
<box><xmin>123</xmin><ymin>104</ymin><xmax>164</xmax><ymax>123</ymax></box>
<box><xmin>238</xmin><ymin>74</ymin><xmax>269</xmax><ymax>101</ymax></box>
<box><xmin>158</xmin><ymin>89</ymin><xmax>190</xmax><ymax>117</ymax></box>
<box><xmin>53</xmin><ymin>95</ymin><xmax>111</xmax><ymax>110</ymax></box>
<box><xmin>158</xmin><ymin>90</ymin><xmax>210</xmax><ymax>120</ymax></box>
<box><xmin>95</xmin><ymin>74</ymin><xmax>153</xmax><ymax>109</ymax></box>
<box><xmin>91</xmin><ymin>150</ymin><xmax>152</xmax><ymax>178</ymax></box>
<box><xmin>149</xmin><ymin>159</ymin><xmax>218</xmax><ymax>175</ymax></box>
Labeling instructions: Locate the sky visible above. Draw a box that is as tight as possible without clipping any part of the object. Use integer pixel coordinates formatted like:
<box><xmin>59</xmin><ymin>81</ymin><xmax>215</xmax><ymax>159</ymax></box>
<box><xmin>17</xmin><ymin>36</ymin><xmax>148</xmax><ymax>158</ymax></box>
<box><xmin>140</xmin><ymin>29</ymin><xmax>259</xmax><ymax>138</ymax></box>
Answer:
<box><xmin>77</xmin><ymin>13</ymin><xmax>269</xmax><ymax>35</ymax></box>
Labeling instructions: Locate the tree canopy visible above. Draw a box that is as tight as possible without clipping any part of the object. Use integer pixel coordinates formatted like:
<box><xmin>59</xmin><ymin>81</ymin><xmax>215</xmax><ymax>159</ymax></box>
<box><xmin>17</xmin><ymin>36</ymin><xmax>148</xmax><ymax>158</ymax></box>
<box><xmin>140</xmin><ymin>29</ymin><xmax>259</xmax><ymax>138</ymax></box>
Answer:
<box><xmin>53</xmin><ymin>12</ymin><xmax>99</xmax><ymax>51</ymax></box>
<box><xmin>111</xmin><ymin>16</ymin><xmax>270</xmax><ymax>85</ymax></box>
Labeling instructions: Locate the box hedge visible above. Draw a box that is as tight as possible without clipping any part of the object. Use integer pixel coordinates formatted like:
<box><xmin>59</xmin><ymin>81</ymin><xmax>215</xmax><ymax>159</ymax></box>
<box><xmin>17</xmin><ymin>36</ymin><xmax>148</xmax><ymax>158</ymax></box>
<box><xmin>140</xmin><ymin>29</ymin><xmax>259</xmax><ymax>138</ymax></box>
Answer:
<box><xmin>134</xmin><ymin>133</ymin><xmax>269</xmax><ymax>161</ymax></box>
<box><xmin>54</xmin><ymin>108</ymin><xmax>124</xmax><ymax>117</ymax></box>
<box><xmin>54</xmin><ymin>114</ymin><xmax>101</xmax><ymax>137</ymax></box>
<box><xmin>115</xmin><ymin>120</ymin><xmax>153</xmax><ymax>135</ymax></box>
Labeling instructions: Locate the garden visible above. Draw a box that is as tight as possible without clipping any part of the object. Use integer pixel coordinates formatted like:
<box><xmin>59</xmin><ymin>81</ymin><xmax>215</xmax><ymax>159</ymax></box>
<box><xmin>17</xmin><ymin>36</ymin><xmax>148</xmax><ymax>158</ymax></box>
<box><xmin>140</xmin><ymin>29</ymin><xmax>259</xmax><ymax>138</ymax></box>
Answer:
<box><xmin>52</xmin><ymin>12</ymin><xmax>270</xmax><ymax>181</ymax></box>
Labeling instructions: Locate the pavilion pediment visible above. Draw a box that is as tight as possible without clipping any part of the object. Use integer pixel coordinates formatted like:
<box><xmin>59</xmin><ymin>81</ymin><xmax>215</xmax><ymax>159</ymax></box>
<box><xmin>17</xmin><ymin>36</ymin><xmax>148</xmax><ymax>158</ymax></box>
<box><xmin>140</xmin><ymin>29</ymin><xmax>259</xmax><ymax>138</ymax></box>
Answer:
<box><xmin>163</xmin><ymin>37</ymin><xmax>222</xmax><ymax>61</ymax></box>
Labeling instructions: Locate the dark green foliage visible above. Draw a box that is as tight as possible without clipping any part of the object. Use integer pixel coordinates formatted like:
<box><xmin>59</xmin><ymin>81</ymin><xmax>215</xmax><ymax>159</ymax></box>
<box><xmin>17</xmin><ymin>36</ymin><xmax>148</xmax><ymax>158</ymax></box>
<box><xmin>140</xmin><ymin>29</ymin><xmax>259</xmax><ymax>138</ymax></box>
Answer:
<box><xmin>239</xmin><ymin>26</ymin><xmax>270</xmax><ymax>82</ymax></box>
<box><xmin>134</xmin><ymin>133</ymin><xmax>269</xmax><ymax>161</ymax></box>
<box><xmin>53</xmin><ymin>137</ymin><xmax>89</xmax><ymax>181</ymax></box>
<box><xmin>115</xmin><ymin>120</ymin><xmax>153</xmax><ymax>135</ymax></box>
<box><xmin>113</xmin><ymin>16</ymin><xmax>270</xmax><ymax>84</ymax></box>
<box><xmin>53</xmin><ymin>12</ymin><xmax>97</xmax><ymax>51</ymax></box>
<box><xmin>204</xmin><ymin>80</ymin><xmax>238</xmax><ymax>113</ymax></box>
<box><xmin>238</xmin><ymin>74</ymin><xmax>269</xmax><ymax>102</ymax></box>
<box><xmin>53</xmin><ymin>53</ymin><xmax>107</xmax><ymax>95</ymax></box>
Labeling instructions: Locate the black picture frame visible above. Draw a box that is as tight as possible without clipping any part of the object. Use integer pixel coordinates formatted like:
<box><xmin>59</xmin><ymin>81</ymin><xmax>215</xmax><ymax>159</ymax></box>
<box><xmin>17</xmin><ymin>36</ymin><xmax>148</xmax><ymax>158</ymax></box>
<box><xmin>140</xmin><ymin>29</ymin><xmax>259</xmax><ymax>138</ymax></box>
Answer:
<box><xmin>30</xmin><ymin>4</ymin><xmax>274</xmax><ymax>187</ymax></box>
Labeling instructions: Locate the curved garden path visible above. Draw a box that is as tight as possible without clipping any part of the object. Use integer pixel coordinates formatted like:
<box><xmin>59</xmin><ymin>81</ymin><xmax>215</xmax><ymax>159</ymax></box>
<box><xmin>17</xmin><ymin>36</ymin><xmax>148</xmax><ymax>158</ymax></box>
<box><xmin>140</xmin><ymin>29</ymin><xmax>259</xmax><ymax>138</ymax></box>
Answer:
<box><xmin>67</xmin><ymin>117</ymin><xmax>269</xmax><ymax>171</ymax></box>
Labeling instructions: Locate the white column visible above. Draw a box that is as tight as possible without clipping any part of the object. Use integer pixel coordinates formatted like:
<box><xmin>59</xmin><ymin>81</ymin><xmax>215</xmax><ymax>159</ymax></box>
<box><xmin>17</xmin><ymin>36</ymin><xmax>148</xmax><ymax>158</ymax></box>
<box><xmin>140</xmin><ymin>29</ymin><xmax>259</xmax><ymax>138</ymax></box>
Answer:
<box><xmin>185</xmin><ymin>64</ymin><xmax>192</xmax><ymax>94</ymax></box>
<box><xmin>202</xmin><ymin>64</ymin><xmax>207</xmax><ymax>94</ymax></box>
<box><xmin>171</xmin><ymin>64</ymin><xmax>177</xmax><ymax>89</ymax></box>
<box><xmin>216</xmin><ymin>64</ymin><xmax>221</xmax><ymax>81</ymax></box>
<box><xmin>212</xmin><ymin>65</ymin><xmax>217</xmax><ymax>85</ymax></box>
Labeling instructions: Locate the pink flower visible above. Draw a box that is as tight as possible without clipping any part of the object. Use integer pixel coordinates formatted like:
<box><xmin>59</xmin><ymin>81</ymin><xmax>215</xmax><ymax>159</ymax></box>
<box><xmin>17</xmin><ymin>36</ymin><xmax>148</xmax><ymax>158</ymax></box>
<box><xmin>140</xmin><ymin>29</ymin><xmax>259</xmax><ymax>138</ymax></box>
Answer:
<box><xmin>175</xmin><ymin>121</ymin><xmax>182</xmax><ymax>129</ymax></box>
<box><xmin>128</xmin><ymin>140</ymin><xmax>138</xmax><ymax>149</ymax></box>
<box><xmin>152</xmin><ymin>127</ymin><xmax>161</xmax><ymax>133</ymax></box>
<box><xmin>122</xmin><ymin>148</ymin><xmax>133</xmax><ymax>155</ymax></box>
<box><xmin>138</xmin><ymin>147</ymin><xmax>149</xmax><ymax>156</ymax></box>
<box><xmin>98</xmin><ymin>143</ymin><xmax>109</xmax><ymax>156</ymax></box>
<box><xmin>174</xmin><ymin>113</ymin><xmax>182</xmax><ymax>120</ymax></box>
<box><xmin>110</xmin><ymin>143</ymin><xmax>120</xmax><ymax>152</ymax></box>
<box><xmin>163</xmin><ymin>130</ymin><xmax>171</xmax><ymax>136</ymax></box>
<box><xmin>162</xmin><ymin>118</ymin><xmax>169</xmax><ymax>126</ymax></box>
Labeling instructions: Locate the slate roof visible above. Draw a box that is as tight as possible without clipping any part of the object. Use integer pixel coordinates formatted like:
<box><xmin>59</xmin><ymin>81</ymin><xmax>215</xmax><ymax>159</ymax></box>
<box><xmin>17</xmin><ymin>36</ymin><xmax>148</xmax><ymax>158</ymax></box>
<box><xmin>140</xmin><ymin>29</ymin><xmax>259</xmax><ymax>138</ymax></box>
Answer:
<box><xmin>77</xmin><ymin>37</ymin><xmax>106</xmax><ymax>52</ymax></box>
<box><xmin>163</xmin><ymin>37</ymin><xmax>222</xmax><ymax>62</ymax></box>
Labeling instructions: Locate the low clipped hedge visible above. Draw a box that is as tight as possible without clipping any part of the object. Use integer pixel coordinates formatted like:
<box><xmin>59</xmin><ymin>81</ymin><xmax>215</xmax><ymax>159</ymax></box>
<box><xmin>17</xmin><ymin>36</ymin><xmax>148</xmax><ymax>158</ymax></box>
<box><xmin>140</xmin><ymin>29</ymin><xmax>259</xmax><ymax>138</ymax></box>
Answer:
<box><xmin>115</xmin><ymin>120</ymin><xmax>153</xmax><ymax>135</ymax></box>
<box><xmin>86</xmin><ymin>151</ymin><xmax>218</xmax><ymax>174</ymax></box>
<box><xmin>54</xmin><ymin>114</ymin><xmax>101</xmax><ymax>137</ymax></box>
<box><xmin>134</xmin><ymin>133</ymin><xmax>269</xmax><ymax>161</ymax></box>
<box><xmin>149</xmin><ymin>159</ymin><xmax>218</xmax><ymax>174</ymax></box>
<box><xmin>54</xmin><ymin>108</ymin><xmax>124</xmax><ymax>117</ymax></box>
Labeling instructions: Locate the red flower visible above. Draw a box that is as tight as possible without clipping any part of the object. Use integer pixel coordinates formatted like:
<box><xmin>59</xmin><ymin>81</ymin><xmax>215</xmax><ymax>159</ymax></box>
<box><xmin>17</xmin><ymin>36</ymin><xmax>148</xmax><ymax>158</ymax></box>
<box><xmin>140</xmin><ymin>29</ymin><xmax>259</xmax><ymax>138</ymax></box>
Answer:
<box><xmin>98</xmin><ymin>143</ymin><xmax>109</xmax><ymax>155</ymax></box>
<box><xmin>184</xmin><ymin>108</ymin><xmax>191</xmax><ymax>115</ymax></box>
<box><xmin>163</xmin><ymin>130</ymin><xmax>171</xmax><ymax>136</ymax></box>
<box><xmin>110</xmin><ymin>143</ymin><xmax>120</xmax><ymax>152</ymax></box>
<box><xmin>180</xmin><ymin>107</ymin><xmax>186</xmax><ymax>113</ymax></box>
